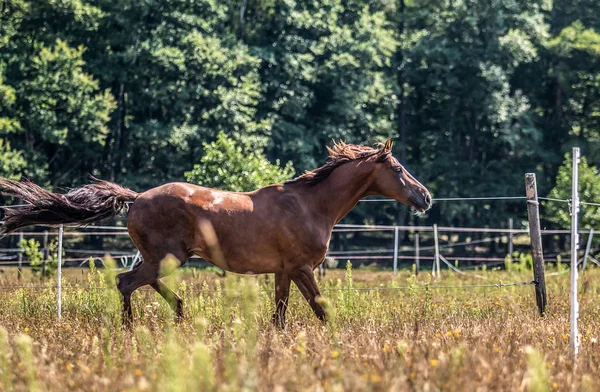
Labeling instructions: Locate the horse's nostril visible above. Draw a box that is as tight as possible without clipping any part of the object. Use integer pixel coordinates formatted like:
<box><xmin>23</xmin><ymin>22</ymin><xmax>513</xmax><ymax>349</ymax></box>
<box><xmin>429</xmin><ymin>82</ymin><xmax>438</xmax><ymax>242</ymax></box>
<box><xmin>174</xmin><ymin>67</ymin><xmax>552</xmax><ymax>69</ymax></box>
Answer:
<box><xmin>424</xmin><ymin>193</ymin><xmax>432</xmax><ymax>205</ymax></box>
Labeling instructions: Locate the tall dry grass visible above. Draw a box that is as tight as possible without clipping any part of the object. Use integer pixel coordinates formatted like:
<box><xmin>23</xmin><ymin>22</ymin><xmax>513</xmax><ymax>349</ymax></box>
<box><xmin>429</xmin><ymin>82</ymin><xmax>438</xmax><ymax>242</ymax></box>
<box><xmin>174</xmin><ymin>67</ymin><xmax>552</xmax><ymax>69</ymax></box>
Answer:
<box><xmin>0</xmin><ymin>260</ymin><xmax>598</xmax><ymax>391</ymax></box>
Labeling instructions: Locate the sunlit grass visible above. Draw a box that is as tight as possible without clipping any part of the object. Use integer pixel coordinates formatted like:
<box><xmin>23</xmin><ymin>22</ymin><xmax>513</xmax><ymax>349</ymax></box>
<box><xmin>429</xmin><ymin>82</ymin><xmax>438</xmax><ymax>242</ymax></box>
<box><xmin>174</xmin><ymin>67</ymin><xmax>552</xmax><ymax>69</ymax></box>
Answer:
<box><xmin>0</xmin><ymin>262</ymin><xmax>599</xmax><ymax>391</ymax></box>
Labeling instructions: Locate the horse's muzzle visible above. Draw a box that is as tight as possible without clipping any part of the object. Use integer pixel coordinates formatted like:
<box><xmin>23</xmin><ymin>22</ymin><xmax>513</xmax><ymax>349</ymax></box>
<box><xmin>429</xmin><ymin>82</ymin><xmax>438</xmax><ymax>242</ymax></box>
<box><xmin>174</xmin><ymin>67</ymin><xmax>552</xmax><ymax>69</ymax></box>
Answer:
<box><xmin>412</xmin><ymin>192</ymin><xmax>432</xmax><ymax>212</ymax></box>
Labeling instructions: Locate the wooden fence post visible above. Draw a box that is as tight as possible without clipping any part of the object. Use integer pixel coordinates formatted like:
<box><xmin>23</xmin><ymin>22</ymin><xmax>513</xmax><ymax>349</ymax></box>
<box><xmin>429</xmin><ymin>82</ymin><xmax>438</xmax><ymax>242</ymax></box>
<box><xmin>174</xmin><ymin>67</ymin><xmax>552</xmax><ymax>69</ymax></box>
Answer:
<box><xmin>525</xmin><ymin>173</ymin><xmax>547</xmax><ymax>315</ymax></box>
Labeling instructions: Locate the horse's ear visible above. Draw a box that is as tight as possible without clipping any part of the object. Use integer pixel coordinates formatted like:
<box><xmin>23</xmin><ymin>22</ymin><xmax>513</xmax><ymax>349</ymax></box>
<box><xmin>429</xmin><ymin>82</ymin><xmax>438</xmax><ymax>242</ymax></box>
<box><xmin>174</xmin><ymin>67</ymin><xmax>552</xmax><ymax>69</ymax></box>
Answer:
<box><xmin>384</xmin><ymin>139</ymin><xmax>393</xmax><ymax>152</ymax></box>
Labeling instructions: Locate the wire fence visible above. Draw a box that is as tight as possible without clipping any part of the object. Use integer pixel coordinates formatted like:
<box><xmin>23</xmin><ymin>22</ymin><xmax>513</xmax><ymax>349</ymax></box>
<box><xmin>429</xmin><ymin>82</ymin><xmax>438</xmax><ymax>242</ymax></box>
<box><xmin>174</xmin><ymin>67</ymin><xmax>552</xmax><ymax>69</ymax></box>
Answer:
<box><xmin>1</xmin><ymin>221</ymin><xmax>598</xmax><ymax>267</ymax></box>
<box><xmin>0</xmin><ymin>280</ymin><xmax>537</xmax><ymax>294</ymax></box>
<box><xmin>0</xmin><ymin>224</ymin><xmax>591</xmax><ymax>268</ymax></box>
<box><xmin>0</xmin><ymin>189</ymin><xmax>598</xmax><ymax>297</ymax></box>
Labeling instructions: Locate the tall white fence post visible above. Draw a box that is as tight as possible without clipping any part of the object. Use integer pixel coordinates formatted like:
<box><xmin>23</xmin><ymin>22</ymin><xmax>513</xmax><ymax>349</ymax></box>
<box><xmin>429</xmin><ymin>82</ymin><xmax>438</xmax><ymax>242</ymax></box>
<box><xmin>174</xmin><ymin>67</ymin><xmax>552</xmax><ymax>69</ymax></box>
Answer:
<box><xmin>433</xmin><ymin>224</ymin><xmax>440</xmax><ymax>278</ymax></box>
<box><xmin>570</xmin><ymin>147</ymin><xmax>580</xmax><ymax>356</ymax></box>
<box><xmin>508</xmin><ymin>218</ymin><xmax>514</xmax><ymax>259</ymax></box>
<box><xmin>393</xmin><ymin>226</ymin><xmax>399</xmax><ymax>277</ymax></box>
<box><xmin>57</xmin><ymin>224</ymin><xmax>63</xmax><ymax>322</ymax></box>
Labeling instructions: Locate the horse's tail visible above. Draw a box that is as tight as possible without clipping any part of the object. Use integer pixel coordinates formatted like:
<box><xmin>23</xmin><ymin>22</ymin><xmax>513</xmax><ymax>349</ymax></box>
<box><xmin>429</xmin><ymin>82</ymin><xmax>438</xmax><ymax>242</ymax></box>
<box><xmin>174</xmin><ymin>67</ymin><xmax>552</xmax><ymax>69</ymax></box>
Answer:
<box><xmin>0</xmin><ymin>178</ymin><xmax>139</xmax><ymax>235</ymax></box>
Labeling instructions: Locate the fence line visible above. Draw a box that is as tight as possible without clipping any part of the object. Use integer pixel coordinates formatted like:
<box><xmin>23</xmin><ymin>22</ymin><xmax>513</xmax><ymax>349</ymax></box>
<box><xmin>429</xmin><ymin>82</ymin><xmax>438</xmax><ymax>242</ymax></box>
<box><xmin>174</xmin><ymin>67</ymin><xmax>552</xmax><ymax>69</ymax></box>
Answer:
<box><xmin>358</xmin><ymin>196</ymin><xmax>579</xmax><ymax>203</ymax></box>
<box><xmin>2</xmin><ymin>223</ymin><xmax>597</xmax><ymax>236</ymax></box>
<box><xmin>334</xmin><ymin>224</ymin><xmax>596</xmax><ymax>234</ymax></box>
<box><xmin>539</xmin><ymin>197</ymin><xmax>570</xmax><ymax>203</ymax></box>
<box><xmin>2</xmin><ymin>254</ymin><xmax>573</xmax><ymax>266</ymax></box>
<box><xmin>438</xmin><ymin>255</ymin><xmax>487</xmax><ymax>279</ymax></box>
<box><xmin>358</xmin><ymin>196</ymin><xmax>528</xmax><ymax>202</ymax></box>
<box><xmin>327</xmin><ymin>236</ymin><xmax>507</xmax><ymax>255</ymax></box>
<box><xmin>0</xmin><ymin>280</ymin><xmax>537</xmax><ymax>294</ymax></box>
<box><xmin>0</xmin><ymin>196</ymin><xmax>579</xmax><ymax>207</ymax></box>
<box><xmin>580</xmin><ymin>201</ymin><xmax>600</xmax><ymax>207</ymax></box>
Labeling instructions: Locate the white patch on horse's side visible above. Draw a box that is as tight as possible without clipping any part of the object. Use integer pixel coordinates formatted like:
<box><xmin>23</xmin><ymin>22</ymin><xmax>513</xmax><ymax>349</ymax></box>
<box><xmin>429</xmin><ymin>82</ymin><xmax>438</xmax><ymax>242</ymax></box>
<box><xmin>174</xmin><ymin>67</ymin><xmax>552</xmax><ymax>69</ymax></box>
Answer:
<box><xmin>206</xmin><ymin>192</ymin><xmax>225</xmax><ymax>209</ymax></box>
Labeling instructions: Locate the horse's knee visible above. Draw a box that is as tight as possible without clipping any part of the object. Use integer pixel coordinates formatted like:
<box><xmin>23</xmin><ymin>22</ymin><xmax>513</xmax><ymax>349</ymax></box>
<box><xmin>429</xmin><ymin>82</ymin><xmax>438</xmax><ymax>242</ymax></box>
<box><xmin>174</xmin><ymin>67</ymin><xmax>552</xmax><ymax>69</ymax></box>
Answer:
<box><xmin>116</xmin><ymin>273</ymin><xmax>132</xmax><ymax>296</ymax></box>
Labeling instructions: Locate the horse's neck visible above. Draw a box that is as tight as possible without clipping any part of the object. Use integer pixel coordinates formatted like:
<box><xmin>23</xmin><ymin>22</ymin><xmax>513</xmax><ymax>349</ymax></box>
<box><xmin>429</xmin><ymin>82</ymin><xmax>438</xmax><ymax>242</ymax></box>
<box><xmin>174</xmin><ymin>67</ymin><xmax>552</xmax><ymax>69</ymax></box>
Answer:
<box><xmin>301</xmin><ymin>161</ymin><xmax>375</xmax><ymax>226</ymax></box>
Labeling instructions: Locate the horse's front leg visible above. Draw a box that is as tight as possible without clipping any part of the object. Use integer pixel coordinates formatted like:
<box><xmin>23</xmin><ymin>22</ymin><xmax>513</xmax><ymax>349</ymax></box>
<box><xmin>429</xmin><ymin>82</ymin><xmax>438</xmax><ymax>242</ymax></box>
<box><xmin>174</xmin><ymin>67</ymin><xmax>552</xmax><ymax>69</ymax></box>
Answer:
<box><xmin>292</xmin><ymin>264</ymin><xmax>326</xmax><ymax>322</ymax></box>
<box><xmin>272</xmin><ymin>270</ymin><xmax>291</xmax><ymax>328</ymax></box>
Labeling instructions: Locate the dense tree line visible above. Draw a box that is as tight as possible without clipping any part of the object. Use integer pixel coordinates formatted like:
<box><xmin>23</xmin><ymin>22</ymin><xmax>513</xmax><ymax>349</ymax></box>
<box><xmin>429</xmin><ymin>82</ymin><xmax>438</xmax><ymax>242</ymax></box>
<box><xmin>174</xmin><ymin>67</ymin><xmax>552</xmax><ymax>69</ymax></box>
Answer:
<box><xmin>1</xmin><ymin>0</ymin><xmax>599</xmax><ymax>229</ymax></box>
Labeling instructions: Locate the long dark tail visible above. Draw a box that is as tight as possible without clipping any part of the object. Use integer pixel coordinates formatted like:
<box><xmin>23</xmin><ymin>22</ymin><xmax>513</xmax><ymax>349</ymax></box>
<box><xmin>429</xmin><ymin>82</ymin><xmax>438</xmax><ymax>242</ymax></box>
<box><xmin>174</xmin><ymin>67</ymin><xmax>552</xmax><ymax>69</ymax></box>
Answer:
<box><xmin>0</xmin><ymin>178</ymin><xmax>139</xmax><ymax>235</ymax></box>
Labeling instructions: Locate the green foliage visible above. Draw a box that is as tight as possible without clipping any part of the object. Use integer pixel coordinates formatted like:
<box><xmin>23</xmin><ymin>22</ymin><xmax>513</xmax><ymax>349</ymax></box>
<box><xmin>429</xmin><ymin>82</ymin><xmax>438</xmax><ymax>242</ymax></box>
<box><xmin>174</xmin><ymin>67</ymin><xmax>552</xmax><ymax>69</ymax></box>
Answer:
<box><xmin>0</xmin><ymin>0</ymin><xmax>599</xmax><ymax>231</ymax></box>
<box><xmin>184</xmin><ymin>132</ymin><xmax>294</xmax><ymax>192</ymax></box>
<box><xmin>504</xmin><ymin>252</ymin><xmax>533</xmax><ymax>273</ymax></box>
<box><xmin>1</xmin><ymin>31</ymin><xmax>115</xmax><ymax>183</ymax></box>
<box><xmin>547</xmin><ymin>154</ymin><xmax>600</xmax><ymax>228</ymax></box>
<box><xmin>524</xmin><ymin>346</ymin><xmax>550</xmax><ymax>392</ymax></box>
<box><xmin>0</xmin><ymin>327</ymin><xmax>10</xmax><ymax>390</ymax></box>
<box><xmin>0</xmin><ymin>139</ymin><xmax>26</xmax><ymax>179</ymax></box>
<box><xmin>247</xmin><ymin>0</ymin><xmax>399</xmax><ymax>171</ymax></box>
<box><xmin>0</xmin><ymin>70</ymin><xmax>21</xmax><ymax>135</ymax></box>
<box><xmin>548</xmin><ymin>21</ymin><xmax>600</xmax><ymax>56</ymax></box>
<box><xmin>20</xmin><ymin>40</ymin><xmax>114</xmax><ymax>146</ymax></box>
<box><xmin>19</xmin><ymin>238</ymin><xmax>61</xmax><ymax>277</ymax></box>
<box><xmin>14</xmin><ymin>334</ymin><xmax>37</xmax><ymax>391</ymax></box>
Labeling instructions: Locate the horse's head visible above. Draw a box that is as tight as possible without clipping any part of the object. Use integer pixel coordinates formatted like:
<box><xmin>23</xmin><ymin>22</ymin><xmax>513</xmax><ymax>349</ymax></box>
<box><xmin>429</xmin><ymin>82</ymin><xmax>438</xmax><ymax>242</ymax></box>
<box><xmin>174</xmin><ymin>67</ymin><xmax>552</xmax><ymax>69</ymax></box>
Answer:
<box><xmin>370</xmin><ymin>140</ymin><xmax>432</xmax><ymax>212</ymax></box>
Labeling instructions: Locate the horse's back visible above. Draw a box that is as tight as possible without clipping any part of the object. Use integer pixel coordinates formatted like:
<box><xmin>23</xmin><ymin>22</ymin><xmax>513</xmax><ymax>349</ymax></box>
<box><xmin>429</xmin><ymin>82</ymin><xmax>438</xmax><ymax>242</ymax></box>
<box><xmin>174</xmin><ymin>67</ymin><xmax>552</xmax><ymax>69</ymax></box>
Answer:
<box><xmin>132</xmin><ymin>182</ymin><xmax>253</xmax><ymax>210</ymax></box>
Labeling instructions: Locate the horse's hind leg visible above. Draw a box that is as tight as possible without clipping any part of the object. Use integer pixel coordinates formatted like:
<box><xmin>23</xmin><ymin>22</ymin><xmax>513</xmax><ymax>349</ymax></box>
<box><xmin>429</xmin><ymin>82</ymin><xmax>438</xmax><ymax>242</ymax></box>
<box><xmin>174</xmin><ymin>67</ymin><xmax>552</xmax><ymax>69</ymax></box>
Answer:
<box><xmin>117</xmin><ymin>245</ymin><xmax>187</xmax><ymax>326</ymax></box>
<box><xmin>150</xmin><ymin>279</ymin><xmax>184</xmax><ymax>322</ymax></box>
<box><xmin>116</xmin><ymin>261</ymin><xmax>159</xmax><ymax>326</ymax></box>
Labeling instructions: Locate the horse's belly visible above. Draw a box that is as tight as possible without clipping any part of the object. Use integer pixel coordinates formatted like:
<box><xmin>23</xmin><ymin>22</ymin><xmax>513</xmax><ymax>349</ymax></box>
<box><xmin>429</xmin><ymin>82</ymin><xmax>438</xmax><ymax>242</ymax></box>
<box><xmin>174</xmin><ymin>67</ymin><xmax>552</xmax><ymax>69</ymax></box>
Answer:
<box><xmin>191</xmin><ymin>244</ymin><xmax>279</xmax><ymax>274</ymax></box>
<box><xmin>222</xmin><ymin>251</ymin><xmax>280</xmax><ymax>274</ymax></box>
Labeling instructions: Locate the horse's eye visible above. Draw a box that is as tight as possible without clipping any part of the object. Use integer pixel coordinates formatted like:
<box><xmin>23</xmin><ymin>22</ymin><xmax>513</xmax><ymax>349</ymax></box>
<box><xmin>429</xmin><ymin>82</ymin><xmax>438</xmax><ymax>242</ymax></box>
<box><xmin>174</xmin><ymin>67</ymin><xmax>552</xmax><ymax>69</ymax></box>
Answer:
<box><xmin>394</xmin><ymin>166</ymin><xmax>404</xmax><ymax>174</ymax></box>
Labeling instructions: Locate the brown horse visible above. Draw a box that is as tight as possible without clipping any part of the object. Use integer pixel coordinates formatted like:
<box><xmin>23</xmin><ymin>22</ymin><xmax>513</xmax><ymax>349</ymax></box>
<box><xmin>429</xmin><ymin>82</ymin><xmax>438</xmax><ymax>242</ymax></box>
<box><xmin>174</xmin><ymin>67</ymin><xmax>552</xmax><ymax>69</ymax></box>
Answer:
<box><xmin>0</xmin><ymin>140</ymin><xmax>431</xmax><ymax>327</ymax></box>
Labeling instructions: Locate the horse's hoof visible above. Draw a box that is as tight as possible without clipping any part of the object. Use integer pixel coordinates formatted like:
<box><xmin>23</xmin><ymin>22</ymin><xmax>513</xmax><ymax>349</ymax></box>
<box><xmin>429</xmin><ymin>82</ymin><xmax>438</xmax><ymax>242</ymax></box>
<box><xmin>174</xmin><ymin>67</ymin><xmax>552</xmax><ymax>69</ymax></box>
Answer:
<box><xmin>271</xmin><ymin>314</ymin><xmax>285</xmax><ymax>329</ymax></box>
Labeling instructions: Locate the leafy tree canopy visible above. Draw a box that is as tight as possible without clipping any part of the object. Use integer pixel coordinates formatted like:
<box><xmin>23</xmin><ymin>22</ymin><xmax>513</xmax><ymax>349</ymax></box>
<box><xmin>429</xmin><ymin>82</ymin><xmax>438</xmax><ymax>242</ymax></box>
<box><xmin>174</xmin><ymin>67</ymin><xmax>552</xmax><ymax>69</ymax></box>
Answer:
<box><xmin>1</xmin><ymin>0</ymin><xmax>600</xmax><ymax>229</ymax></box>
<box><xmin>184</xmin><ymin>132</ymin><xmax>294</xmax><ymax>192</ymax></box>
<box><xmin>546</xmin><ymin>154</ymin><xmax>600</xmax><ymax>229</ymax></box>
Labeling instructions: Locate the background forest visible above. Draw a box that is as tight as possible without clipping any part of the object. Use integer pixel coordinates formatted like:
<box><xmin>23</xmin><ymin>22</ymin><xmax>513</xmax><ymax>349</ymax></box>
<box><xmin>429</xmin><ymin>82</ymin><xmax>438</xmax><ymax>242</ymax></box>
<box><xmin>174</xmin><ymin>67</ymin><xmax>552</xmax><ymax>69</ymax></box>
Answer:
<box><xmin>1</xmin><ymin>0</ymin><xmax>600</xmax><ymax>229</ymax></box>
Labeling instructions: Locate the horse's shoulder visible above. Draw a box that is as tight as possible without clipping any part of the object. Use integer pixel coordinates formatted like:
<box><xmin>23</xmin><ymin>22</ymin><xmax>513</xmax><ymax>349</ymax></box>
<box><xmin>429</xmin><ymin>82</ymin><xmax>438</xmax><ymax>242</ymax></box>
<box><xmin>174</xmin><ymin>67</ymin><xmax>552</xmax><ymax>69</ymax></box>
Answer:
<box><xmin>275</xmin><ymin>187</ymin><xmax>306</xmax><ymax>213</ymax></box>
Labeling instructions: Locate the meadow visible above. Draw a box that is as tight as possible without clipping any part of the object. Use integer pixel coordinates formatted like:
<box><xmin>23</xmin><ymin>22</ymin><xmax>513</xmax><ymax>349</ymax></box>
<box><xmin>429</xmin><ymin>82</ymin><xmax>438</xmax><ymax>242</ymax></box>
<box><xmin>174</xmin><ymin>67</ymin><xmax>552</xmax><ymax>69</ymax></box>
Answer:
<box><xmin>0</xmin><ymin>260</ymin><xmax>598</xmax><ymax>391</ymax></box>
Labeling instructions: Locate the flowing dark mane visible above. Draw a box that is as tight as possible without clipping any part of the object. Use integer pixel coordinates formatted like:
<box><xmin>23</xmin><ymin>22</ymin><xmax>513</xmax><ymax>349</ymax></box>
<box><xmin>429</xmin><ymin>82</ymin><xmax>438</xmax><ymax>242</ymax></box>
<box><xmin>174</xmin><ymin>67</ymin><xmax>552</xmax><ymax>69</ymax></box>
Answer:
<box><xmin>286</xmin><ymin>141</ymin><xmax>391</xmax><ymax>185</ymax></box>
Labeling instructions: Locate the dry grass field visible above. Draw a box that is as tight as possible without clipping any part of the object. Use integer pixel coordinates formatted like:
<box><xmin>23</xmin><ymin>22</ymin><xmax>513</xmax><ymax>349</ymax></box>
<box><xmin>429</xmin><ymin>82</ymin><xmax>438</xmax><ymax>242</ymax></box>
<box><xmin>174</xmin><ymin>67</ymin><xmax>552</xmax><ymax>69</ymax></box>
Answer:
<box><xmin>0</xmin><ymin>260</ymin><xmax>599</xmax><ymax>391</ymax></box>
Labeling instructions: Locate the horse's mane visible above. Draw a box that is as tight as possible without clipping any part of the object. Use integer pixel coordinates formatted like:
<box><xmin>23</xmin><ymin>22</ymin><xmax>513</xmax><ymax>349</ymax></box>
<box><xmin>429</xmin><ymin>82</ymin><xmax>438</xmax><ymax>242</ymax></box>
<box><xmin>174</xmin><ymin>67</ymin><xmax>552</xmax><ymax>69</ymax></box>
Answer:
<box><xmin>286</xmin><ymin>141</ymin><xmax>391</xmax><ymax>186</ymax></box>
